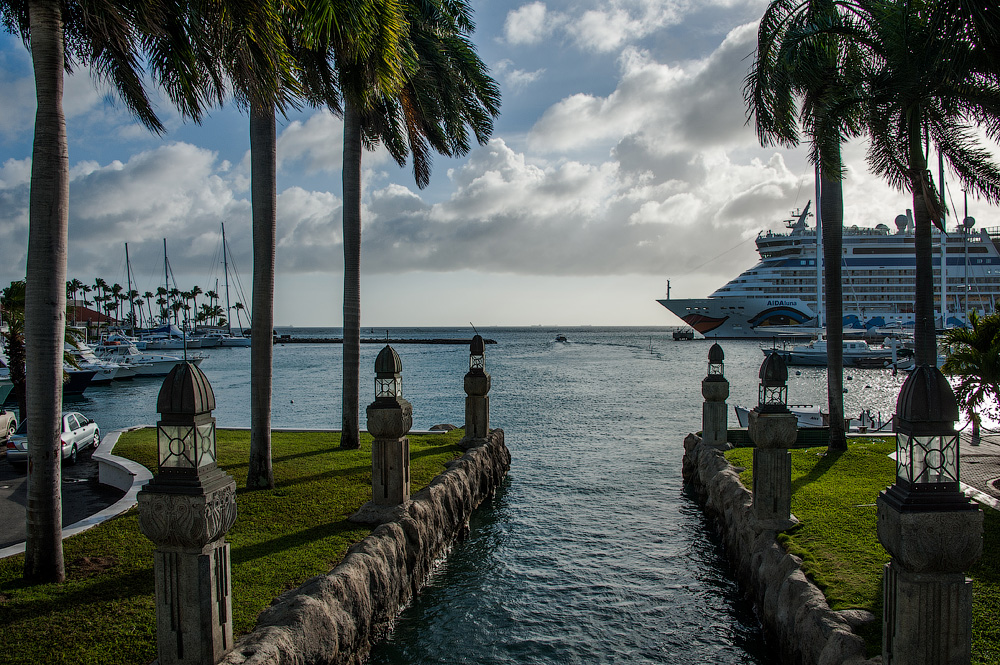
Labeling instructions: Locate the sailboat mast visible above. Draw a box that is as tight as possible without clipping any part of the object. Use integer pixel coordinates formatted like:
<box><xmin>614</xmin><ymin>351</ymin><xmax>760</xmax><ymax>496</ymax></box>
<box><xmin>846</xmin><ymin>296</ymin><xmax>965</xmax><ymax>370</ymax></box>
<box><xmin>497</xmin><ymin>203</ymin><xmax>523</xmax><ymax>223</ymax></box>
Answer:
<box><xmin>939</xmin><ymin>151</ymin><xmax>947</xmax><ymax>328</ymax></box>
<box><xmin>126</xmin><ymin>243</ymin><xmax>136</xmax><ymax>334</ymax></box>
<box><xmin>222</xmin><ymin>223</ymin><xmax>232</xmax><ymax>335</ymax></box>
<box><xmin>163</xmin><ymin>238</ymin><xmax>169</xmax><ymax>325</ymax></box>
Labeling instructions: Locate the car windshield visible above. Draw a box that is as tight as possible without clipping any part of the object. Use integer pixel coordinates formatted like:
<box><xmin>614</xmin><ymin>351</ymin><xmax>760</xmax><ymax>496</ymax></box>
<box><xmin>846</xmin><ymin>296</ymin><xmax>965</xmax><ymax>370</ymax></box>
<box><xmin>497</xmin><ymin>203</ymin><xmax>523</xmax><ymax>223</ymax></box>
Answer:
<box><xmin>14</xmin><ymin>420</ymin><xmax>28</xmax><ymax>435</ymax></box>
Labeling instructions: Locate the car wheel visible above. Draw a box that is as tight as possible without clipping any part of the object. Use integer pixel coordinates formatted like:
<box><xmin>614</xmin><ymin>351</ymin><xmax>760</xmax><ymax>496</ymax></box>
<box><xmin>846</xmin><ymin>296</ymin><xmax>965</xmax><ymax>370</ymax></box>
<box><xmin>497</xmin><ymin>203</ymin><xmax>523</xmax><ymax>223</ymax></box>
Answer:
<box><xmin>69</xmin><ymin>444</ymin><xmax>78</xmax><ymax>465</ymax></box>
<box><xmin>6</xmin><ymin>422</ymin><xmax>14</xmax><ymax>439</ymax></box>
<box><xmin>92</xmin><ymin>429</ymin><xmax>101</xmax><ymax>449</ymax></box>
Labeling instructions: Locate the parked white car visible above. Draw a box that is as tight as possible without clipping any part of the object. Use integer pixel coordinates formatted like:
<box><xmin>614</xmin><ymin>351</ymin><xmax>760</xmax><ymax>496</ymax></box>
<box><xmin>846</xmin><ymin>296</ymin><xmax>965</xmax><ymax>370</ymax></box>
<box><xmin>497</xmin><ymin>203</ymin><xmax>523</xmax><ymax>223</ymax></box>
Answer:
<box><xmin>0</xmin><ymin>408</ymin><xmax>15</xmax><ymax>441</ymax></box>
<box><xmin>5</xmin><ymin>412</ymin><xmax>100</xmax><ymax>466</ymax></box>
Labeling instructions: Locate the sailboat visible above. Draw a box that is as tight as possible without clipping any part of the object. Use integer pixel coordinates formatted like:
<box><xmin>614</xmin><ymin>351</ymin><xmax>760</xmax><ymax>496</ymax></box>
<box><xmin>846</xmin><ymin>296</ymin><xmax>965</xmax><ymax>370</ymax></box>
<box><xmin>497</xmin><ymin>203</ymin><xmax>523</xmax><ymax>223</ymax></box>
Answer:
<box><xmin>217</xmin><ymin>223</ymin><xmax>251</xmax><ymax>347</ymax></box>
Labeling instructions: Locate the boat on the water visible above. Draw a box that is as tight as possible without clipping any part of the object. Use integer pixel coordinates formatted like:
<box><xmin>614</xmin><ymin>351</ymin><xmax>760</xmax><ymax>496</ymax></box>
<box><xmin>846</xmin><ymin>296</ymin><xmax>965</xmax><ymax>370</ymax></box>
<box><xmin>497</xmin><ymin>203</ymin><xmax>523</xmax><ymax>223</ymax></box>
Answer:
<box><xmin>658</xmin><ymin>201</ymin><xmax>1000</xmax><ymax>338</ymax></box>
<box><xmin>765</xmin><ymin>336</ymin><xmax>911</xmax><ymax>368</ymax></box>
<box><xmin>93</xmin><ymin>338</ymin><xmax>206</xmax><ymax>376</ymax></box>
<box><xmin>734</xmin><ymin>404</ymin><xmax>890</xmax><ymax>432</ymax></box>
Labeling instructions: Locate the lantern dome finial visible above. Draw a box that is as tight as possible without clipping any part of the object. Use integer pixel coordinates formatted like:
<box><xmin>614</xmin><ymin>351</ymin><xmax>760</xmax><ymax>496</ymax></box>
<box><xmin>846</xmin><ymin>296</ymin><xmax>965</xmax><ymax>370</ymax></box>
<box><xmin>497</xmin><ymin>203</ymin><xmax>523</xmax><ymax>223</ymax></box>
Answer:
<box><xmin>375</xmin><ymin>345</ymin><xmax>402</xmax><ymax>374</ymax></box>
<box><xmin>708</xmin><ymin>343</ymin><xmax>724</xmax><ymax>363</ymax></box>
<box><xmin>760</xmin><ymin>351</ymin><xmax>788</xmax><ymax>385</ymax></box>
<box><xmin>157</xmin><ymin>361</ymin><xmax>216</xmax><ymax>416</ymax></box>
<box><xmin>897</xmin><ymin>365</ymin><xmax>959</xmax><ymax>425</ymax></box>
<box><xmin>471</xmin><ymin>334</ymin><xmax>485</xmax><ymax>355</ymax></box>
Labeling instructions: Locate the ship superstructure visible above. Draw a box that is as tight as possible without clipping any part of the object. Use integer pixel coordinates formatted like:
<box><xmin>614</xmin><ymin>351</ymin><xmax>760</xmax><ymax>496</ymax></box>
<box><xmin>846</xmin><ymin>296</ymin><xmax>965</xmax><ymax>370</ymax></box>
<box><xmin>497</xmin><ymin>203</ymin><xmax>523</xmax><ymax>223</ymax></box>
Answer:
<box><xmin>658</xmin><ymin>203</ymin><xmax>1000</xmax><ymax>338</ymax></box>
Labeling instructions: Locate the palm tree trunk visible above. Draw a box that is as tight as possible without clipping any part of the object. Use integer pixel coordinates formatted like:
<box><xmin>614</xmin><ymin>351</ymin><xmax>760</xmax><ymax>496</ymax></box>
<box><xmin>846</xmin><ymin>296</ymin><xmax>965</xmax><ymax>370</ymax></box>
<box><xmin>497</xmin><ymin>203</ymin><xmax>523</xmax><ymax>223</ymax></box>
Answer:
<box><xmin>247</xmin><ymin>102</ymin><xmax>275</xmax><ymax>489</ymax></box>
<box><xmin>24</xmin><ymin>0</ymin><xmax>67</xmax><ymax>584</ymax></box>
<box><xmin>908</xmin><ymin>119</ymin><xmax>937</xmax><ymax>366</ymax></box>
<box><xmin>821</xmin><ymin>162</ymin><xmax>847</xmax><ymax>451</ymax></box>
<box><xmin>341</xmin><ymin>101</ymin><xmax>362</xmax><ymax>449</ymax></box>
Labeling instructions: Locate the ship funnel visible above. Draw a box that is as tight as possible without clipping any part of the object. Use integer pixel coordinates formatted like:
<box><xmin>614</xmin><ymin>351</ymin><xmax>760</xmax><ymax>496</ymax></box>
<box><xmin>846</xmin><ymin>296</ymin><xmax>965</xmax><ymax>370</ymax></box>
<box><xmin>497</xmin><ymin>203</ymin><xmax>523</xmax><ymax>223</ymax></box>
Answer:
<box><xmin>894</xmin><ymin>214</ymin><xmax>908</xmax><ymax>234</ymax></box>
<box><xmin>905</xmin><ymin>209</ymin><xmax>915</xmax><ymax>233</ymax></box>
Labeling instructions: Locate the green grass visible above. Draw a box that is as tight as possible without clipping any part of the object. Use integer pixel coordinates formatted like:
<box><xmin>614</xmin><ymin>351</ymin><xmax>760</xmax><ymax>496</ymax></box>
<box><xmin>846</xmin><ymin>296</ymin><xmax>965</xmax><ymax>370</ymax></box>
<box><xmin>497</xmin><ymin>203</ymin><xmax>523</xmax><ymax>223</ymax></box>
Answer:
<box><xmin>726</xmin><ymin>439</ymin><xmax>1000</xmax><ymax>663</ymax></box>
<box><xmin>0</xmin><ymin>428</ymin><xmax>464</xmax><ymax>665</ymax></box>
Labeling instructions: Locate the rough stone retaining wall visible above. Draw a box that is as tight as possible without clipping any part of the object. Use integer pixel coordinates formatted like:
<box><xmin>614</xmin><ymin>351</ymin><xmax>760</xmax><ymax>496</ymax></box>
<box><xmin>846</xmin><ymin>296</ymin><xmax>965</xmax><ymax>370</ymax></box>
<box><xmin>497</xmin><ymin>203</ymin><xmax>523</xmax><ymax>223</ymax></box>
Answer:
<box><xmin>221</xmin><ymin>429</ymin><xmax>510</xmax><ymax>665</ymax></box>
<box><xmin>682</xmin><ymin>433</ymin><xmax>880</xmax><ymax>665</ymax></box>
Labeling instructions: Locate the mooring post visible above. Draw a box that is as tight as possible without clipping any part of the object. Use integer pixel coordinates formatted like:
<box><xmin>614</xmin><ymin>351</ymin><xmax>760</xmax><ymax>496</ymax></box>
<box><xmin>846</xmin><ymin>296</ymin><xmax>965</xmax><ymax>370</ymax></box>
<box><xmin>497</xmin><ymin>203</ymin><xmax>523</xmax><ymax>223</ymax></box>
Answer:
<box><xmin>137</xmin><ymin>362</ymin><xmax>237</xmax><ymax>665</ymax></box>
<box><xmin>748</xmin><ymin>351</ymin><xmax>798</xmax><ymax>531</ymax></box>
<box><xmin>701</xmin><ymin>342</ymin><xmax>729</xmax><ymax>449</ymax></box>
<box><xmin>877</xmin><ymin>366</ymin><xmax>982</xmax><ymax>665</ymax></box>
<box><xmin>351</xmin><ymin>345</ymin><xmax>412</xmax><ymax>524</ymax></box>
<box><xmin>460</xmin><ymin>334</ymin><xmax>491</xmax><ymax>449</ymax></box>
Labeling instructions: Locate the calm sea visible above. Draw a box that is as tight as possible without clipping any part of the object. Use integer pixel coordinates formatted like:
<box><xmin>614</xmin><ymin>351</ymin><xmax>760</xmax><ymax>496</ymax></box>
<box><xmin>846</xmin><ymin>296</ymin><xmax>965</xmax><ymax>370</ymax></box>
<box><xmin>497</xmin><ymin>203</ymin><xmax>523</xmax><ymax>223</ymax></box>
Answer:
<box><xmin>71</xmin><ymin>326</ymin><xmax>908</xmax><ymax>664</ymax></box>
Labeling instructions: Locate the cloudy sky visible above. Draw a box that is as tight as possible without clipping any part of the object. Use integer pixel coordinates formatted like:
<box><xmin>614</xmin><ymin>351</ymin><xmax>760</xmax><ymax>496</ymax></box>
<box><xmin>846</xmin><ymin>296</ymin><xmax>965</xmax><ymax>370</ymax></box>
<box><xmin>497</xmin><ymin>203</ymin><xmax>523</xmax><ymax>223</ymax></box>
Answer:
<box><xmin>0</xmin><ymin>0</ymin><xmax>926</xmax><ymax>327</ymax></box>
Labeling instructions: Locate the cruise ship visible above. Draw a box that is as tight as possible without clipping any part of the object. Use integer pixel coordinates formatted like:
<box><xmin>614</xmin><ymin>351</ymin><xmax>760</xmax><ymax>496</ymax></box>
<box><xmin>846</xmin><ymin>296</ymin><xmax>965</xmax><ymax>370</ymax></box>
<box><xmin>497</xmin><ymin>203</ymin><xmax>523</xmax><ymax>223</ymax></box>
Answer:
<box><xmin>658</xmin><ymin>202</ymin><xmax>1000</xmax><ymax>338</ymax></box>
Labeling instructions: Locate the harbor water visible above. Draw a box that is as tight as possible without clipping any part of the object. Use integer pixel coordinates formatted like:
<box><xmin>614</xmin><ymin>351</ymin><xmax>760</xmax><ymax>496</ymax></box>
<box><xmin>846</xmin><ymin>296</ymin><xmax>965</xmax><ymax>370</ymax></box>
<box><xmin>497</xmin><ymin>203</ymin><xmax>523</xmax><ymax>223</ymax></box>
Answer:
<box><xmin>70</xmin><ymin>327</ymin><xmax>908</xmax><ymax>664</ymax></box>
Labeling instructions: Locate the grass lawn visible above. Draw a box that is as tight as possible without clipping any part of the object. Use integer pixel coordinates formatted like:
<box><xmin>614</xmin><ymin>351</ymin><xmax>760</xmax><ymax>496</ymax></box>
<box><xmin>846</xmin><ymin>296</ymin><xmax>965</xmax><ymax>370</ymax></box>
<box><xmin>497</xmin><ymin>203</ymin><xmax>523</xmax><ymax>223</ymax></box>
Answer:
<box><xmin>0</xmin><ymin>428</ymin><xmax>464</xmax><ymax>665</ymax></box>
<box><xmin>726</xmin><ymin>438</ymin><xmax>1000</xmax><ymax>664</ymax></box>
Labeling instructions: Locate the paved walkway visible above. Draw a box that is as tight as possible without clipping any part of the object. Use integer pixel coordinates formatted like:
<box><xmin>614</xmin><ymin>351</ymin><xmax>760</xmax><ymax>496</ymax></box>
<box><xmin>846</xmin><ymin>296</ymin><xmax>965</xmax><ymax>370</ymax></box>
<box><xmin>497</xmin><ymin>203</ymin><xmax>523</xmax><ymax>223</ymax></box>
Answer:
<box><xmin>960</xmin><ymin>429</ymin><xmax>1000</xmax><ymax>511</ymax></box>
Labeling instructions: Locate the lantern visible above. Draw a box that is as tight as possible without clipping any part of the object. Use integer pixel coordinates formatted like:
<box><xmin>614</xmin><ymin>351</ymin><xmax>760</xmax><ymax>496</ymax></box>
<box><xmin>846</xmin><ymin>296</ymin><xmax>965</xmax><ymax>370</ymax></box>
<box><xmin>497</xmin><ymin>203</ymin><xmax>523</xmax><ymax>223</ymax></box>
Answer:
<box><xmin>757</xmin><ymin>351</ymin><xmax>789</xmax><ymax>412</ymax></box>
<box><xmin>374</xmin><ymin>344</ymin><xmax>403</xmax><ymax>401</ymax></box>
<box><xmin>155</xmin><ymin>361</ymin><xmax>217</xmax><ymax>474</ymax></box>
<box><xmin>469</xmin><ymin>334</ymin><xmax>486</xmax><ymax>373</ymax></box>
<box><xmin>707</xmin><ymin>343</ymin><xmax>725</xmax><ymax>379</ymax></box>
<box><xmin>888</xmin><ymin>365</ymin><xmax>970</xmax><ymax>511</ymax></box>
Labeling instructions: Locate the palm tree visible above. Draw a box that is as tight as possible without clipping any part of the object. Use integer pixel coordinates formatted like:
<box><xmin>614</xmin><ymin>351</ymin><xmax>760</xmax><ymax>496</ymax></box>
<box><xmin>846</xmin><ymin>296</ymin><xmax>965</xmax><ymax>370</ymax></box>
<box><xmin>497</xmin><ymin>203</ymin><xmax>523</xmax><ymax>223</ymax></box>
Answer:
<box><xmin>188</xmin><ymin>285</ymin><xmax>202</xmax><ymax>330</ymax></box>
<box><xmin>745</xmin><ymin>0</ymin><xmax>865</xmax><ymax>451</ymax></box>
<box><xmin>337</xmin><ymin>0</ymin><xmax>501</xmax><ymax>449</ymax></box>
<box><xmin>848</xmin><ymin>0</ymin><xmax>1000</xmax><ymax>365</ymax></box>
<box><xmin>1</xmin><ymin>281</ymin><xmax>28</xmax><ymax>420</ymax></box>
<box><xmin>0</xmin><ymin>0</ymin><xmax>215</xmax><ymax>584</ymax></box>
<box><xmin>226</xmin><ymin>0</ymin><xmax>408</xmax><ymax>487</ymax></box>
<box><xmin>942</xmin><ymin>311</ymin><xmax>1000</xmax><ymax>446</ymax></box>
<box><xmin>142</xmin><ymin>291</ymin><xmax>155</xmax><ymax>327</ymax></box>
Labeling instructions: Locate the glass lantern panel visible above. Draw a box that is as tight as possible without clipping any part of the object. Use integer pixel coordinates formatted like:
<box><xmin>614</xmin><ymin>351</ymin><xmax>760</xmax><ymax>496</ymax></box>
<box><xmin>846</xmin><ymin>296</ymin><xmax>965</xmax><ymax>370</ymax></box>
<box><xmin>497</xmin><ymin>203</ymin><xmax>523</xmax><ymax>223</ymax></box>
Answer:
<box><xmin>196</xmin><ymin>422</ymin><xmax>217</xmax><ymax>467</ymax></box>
<box><xmin>760</xmin><ymin>385</ymin><xmax>787</xmax><ymax>406</ymax></box>
<box><xmin>376</xmin><ymin>376</ymin><xmax>401</xmax><ymax>398</ymax></box>
<box><xmin>158</xmin><ymin>424</ymin><xmax>196</xmax><ymax>469</ymax></box>
<box><xmin>902</xmin><ymin>433</ymin><xmax>959</xmax><ymax>485</ymax></box>
<box><xmin>708</xmin><ymin>363</ymin><xmax>724</xmax><ymax>376</ymax></box>
<box><xmin>470</xmin><ymin>355</ymin><xmax>485</xmax><ymax>371</ymax></box>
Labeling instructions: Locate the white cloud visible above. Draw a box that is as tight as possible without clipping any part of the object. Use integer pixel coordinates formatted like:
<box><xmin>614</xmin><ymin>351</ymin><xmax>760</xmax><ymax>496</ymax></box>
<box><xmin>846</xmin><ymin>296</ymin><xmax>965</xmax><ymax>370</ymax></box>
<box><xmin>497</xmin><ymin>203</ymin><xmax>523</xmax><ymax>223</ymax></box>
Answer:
<box><xmin>504</xmin><ymin>3</ymin><xmax>554</xmax><ymax>45</ymax></box>
<box><xmin>494</xmin><ymin>59</ymin><xmax>546</xmax><ymax>92</ymax></box>
<box><xmin>277</xmin><ymin>109</ymin><xmax>344</xmax><ymax>174</ymax></box>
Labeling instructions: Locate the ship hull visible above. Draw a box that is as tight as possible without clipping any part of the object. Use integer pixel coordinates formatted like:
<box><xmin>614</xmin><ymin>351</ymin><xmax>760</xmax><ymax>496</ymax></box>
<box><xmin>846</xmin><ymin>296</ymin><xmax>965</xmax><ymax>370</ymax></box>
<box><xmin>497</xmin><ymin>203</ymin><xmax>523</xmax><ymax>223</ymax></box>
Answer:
<box><xmin>658</xmin><ymin>297</ymin><xmax>818</xmax><ymax>338</ymax></box>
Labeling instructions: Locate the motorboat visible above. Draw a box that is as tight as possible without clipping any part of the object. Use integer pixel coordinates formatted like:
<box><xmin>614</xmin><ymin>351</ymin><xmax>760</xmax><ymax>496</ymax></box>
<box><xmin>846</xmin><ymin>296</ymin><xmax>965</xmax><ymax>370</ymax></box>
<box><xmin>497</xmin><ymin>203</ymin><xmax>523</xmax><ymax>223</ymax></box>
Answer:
<box><xmin>93</xmin><ymin>338</ymin><xmax>205</xmax><ymax>376</ymax></box>
<box><xmin>65</xmin><ymin>340</ymin><xmax>126</xmax><ymax>383</ymax></box>
<box><xmin>219</xmin><ymin>333</ymin><xmax>251</xmax><ymax>348</ymax></box>
<box><xmin>764</xmin><ymin>335</ymin><xmax>910</xmax><ymax>368</ymax></box>
<box><xmin>734</xmin><ymin>405</ymin><xmax>890</xmax><ymax>432</ymax></box>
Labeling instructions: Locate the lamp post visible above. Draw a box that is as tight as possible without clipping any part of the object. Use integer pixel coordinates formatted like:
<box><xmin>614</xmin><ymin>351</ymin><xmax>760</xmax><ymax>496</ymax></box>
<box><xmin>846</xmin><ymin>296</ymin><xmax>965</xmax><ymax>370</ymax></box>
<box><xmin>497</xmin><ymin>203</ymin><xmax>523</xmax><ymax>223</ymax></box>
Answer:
<box><xmin>877</xmin><ymin>365</ymin><xmax>982</xmax><ymax>664</ymax></box>
<box><xmin>352</xmin><ymin>345</ymin><xmax>412</xmax><ymax>524</ymax></box>
<box><xmin>748</xmin><ymin>351</ymin><xmax>798</xmax><ymax>530</ymax></box>
<box><xmin>137</xmin><ymin>362</ymin><xmax>237</xmax><ymax>665</ymax></box>
<box><xmin>701</xmin><ymin>343</ymin><xmax>729</xmax><ymax>449</ymax></box>
<box><xmin>461</xmin><ymin>334</ymin><xmax>491</xmax><ymax>449</ymax></box>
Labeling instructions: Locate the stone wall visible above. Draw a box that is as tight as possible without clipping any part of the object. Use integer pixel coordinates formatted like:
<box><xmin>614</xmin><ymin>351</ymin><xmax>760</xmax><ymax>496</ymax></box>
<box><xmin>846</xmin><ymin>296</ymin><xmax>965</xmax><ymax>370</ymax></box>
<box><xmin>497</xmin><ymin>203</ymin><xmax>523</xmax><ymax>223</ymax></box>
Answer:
<box><xmin>221</xmin><ymin>429</ymin><xmax>510</xmax><ymax>665</ymax></box>
<box><xmin>682</xmin><ymin>433</ymin><xmax>880</xmax><ymax>665</ymax></box>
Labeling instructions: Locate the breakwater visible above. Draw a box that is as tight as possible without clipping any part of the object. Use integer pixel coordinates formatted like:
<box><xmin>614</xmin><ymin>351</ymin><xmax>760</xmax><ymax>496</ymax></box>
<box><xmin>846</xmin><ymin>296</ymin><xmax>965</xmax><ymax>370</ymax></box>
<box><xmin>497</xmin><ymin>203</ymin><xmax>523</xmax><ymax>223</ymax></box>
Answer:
<box><xmin>220</xmin><ymin>429</ymin><xmax>510</xmax><ymax>665</ymax></box>
<box><xmin>682</xmin><ymin>433</ymin><xmax>879</xmax><ymax>665</ymax></box>
<box><xmin>274</xmin><ymin>336</ymin><xmax>497</xmax><ymax>345</ymax></box>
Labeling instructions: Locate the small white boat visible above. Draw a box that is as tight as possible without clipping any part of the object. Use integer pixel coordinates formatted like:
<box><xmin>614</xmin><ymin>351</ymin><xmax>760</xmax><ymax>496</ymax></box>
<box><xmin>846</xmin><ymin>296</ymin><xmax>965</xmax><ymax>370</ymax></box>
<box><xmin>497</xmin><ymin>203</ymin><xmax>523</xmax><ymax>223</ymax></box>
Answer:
<box><xmin>65</xmin><ymin>340</ymin><xmax>125</xmax><ymax>383</ymax></box>
<box><xmin>219</xmin><ymin>334</ymin><xmax>251</xmax><ymax>348</ymax></box>
<box><xmin>734</xmin><ymin>404</ymin><xmax>890</xmax><ymax>432</ymax></box>
<box><xmin>93</xmin><ymin>338</ymin><xmax>205</xmax><ymax>376</ymax></box>
<box><xmin>764</xmin><ymin>335</ymin><xmax>910</xmax><ymax>368</ymax></box>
